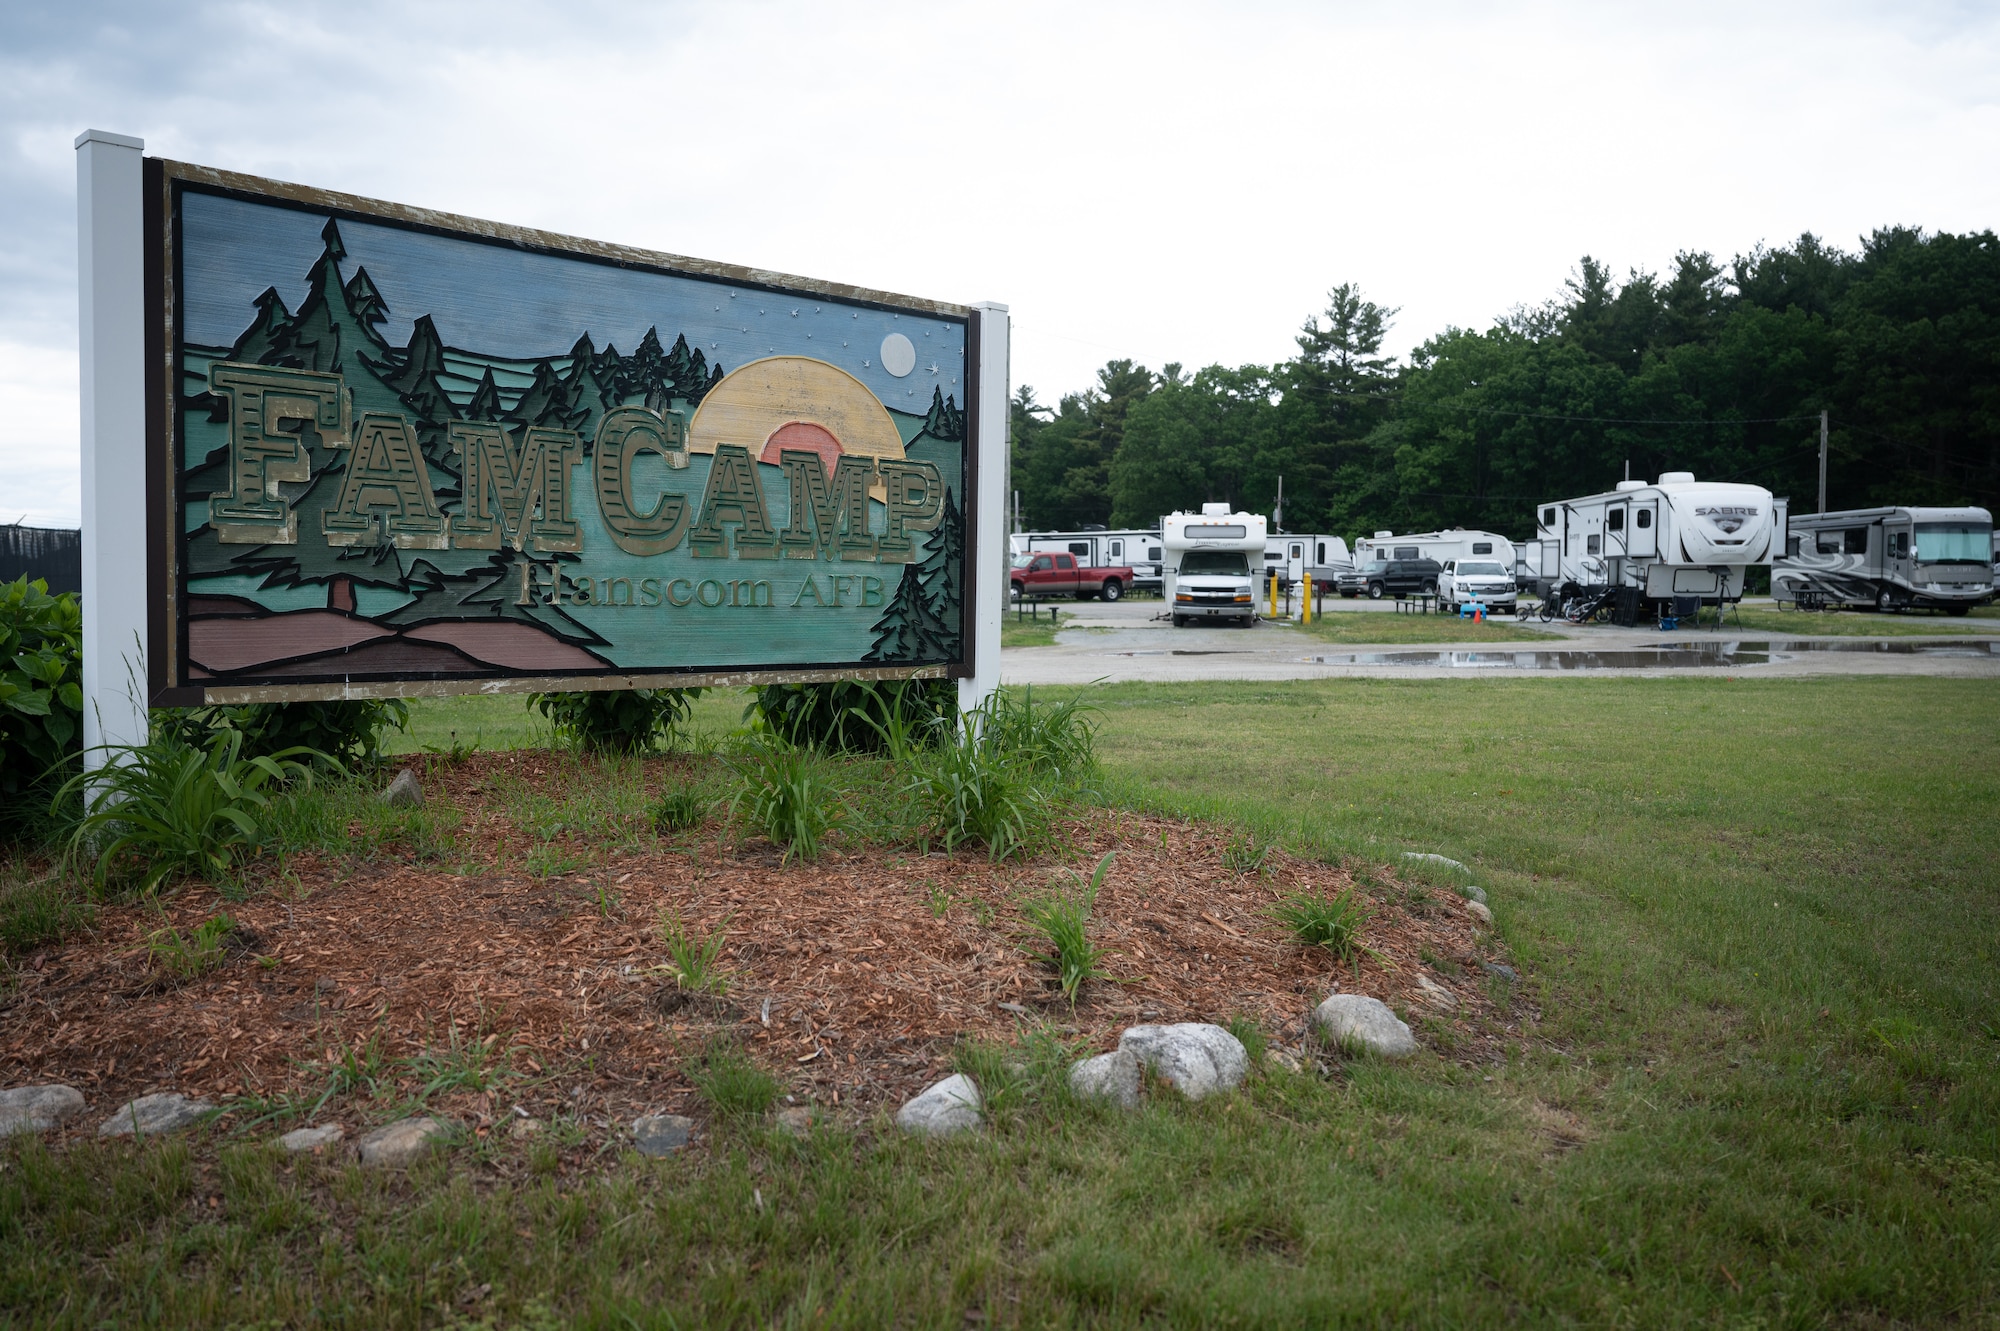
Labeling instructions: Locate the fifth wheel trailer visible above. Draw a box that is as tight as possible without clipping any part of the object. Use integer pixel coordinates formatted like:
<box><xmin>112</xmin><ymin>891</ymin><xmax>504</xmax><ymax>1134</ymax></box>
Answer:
<box><xmin>1772</xmin><ymin>506</ymin><xmax>1993</xmax><ymax>614</ymax></box>
<box><xmin>1527</xmin><ymin>472</ymin><xmax>1782</xmax><ymax>607</ymax></box>
<box><xmin>1262</xmin><ymin>534</ymin><xmax>1352</xmax><ymax>590</ymax></box>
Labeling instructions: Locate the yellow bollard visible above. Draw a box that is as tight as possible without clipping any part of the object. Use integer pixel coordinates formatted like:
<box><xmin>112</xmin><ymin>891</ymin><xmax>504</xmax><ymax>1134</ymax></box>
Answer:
<box><xmin>1303</xmin><ymin>577</ymin><xmax>1313</xmax><ymax>623</ymax></box>
<box><xmin>1268</xmin><ymin>573</ymin><xmax>1279</xmax><ymax>618</ymax></box>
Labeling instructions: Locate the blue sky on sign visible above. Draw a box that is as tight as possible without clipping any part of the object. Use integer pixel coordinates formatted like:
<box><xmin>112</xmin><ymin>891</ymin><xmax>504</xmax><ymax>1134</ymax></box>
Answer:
<box><xmin>3</xmin><ymin>0</ymin><xmax>1999</xmax><ymax>523</ymax></box>
<box><xmin>180</xmin><ymin>192</ymin><xmax>967</xmax><ymax>413</ymax></box>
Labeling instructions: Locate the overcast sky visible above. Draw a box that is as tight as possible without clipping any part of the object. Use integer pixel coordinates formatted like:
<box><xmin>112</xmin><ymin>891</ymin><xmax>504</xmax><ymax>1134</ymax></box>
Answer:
<box><xmin>3</xmin><ymin>0</ymin><xmax>1996</xmax><ymax>526</ymax></box>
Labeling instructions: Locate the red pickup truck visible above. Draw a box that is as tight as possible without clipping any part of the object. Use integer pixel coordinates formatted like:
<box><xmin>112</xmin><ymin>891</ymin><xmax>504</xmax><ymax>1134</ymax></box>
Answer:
<box><xmin>1010</xmin><ymin>552</ymin><xmax>1133</xmax><ymax>602</ymax></box>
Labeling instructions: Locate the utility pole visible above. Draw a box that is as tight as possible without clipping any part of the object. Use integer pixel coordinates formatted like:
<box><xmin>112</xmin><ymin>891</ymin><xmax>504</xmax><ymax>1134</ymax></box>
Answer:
<box><xmin>1012</xmin><ymin>489</ymin><xmax>1020</xmax><ymax>535</ymax></box>
<box><xmin>1818</xmin><ymin>411</ymin><xmax>1828</xmax><ymax>514</ymax></box>
<box><xmin>1274</xmin><ymin>474</ymin><xmax>1284</xmax><ymax>534</ymax></box>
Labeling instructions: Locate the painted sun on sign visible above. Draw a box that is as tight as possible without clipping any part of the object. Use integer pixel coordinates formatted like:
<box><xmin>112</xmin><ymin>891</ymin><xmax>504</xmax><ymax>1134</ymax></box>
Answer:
<box><xmin>165</xmin><ymin>182</ymin><xmax>975</xmax><ymax>697</ymax></box>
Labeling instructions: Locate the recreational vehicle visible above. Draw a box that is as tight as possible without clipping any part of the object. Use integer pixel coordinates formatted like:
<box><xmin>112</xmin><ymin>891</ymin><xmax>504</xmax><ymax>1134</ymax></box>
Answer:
<box><xmin>1351</xmin><ymin>530</ymin><xmax>1515</xmax><ymax>574</ymax></box>
<box><xmin>1262</xmin><ymin>534</ymin><xmax>1352</xmax><ymax>591</ymax></box>
<box><xmin>1528</xmin><ymin>473</ymin><xmax>1783</xmax><ymax>607</ymax></box>
<box><xmin>1772</xmin><ymin>506</ymin><xmax>1993</xmax><ymax>614</ymax></box>
<box><xmin>1011</xmin><ymin>528</ymin><xmax>1163</xmax><ymax>588</ymax></box>
<box><xmin>1164</xmin><ymin>505</ymin><xmax>1267</xmax><ymax>627</ymax></box>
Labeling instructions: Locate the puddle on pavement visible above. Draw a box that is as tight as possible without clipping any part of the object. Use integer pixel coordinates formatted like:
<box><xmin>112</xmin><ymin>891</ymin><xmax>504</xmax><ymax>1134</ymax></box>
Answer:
<box><xmin>1294</xmin><ymin>640</ymin><xmax>2000</xmax><ymax>670</ymax></box>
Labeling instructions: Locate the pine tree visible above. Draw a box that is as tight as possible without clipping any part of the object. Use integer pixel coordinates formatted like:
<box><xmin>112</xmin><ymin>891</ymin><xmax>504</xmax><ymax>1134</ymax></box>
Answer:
<box><xmin>343</xmin><ymin>267</ymin><xmax>388</xmax><ymax>339</ymax></box>
<box><xmin>466</xmin><ymin>367</ymin><xmax>504</xmax><ymax>422</ymax></box>
<box><xmin>562</xmin><ymin>333</ymin><xmax>597</xmax><ymax>411</ymax></box>
<box><xmin>913</xmin><ymin>485</ymin><xmax>963</xmax><ymax>648</ymax></box>
<box><xmin>590</xmin><ymin>341</ymin><xmax>626</xmax><ymax>410</ymax></box>
<box><xmin>510</xmin><ymin>359</ymin><xmax>587</xmax><ymax>430</ymax></box>
<box><xmin>865</xmin><ymin>563</ymin><xmax>950</xmax><ymax>663</ymax></box>
<box><xmin>227</xmin><ymin>287</ymin><xmax>294</xmax><ymax>364</ymax></box>
<box><xmin>919</xmin><ymin>386</ymin><xmax>966</xmax><ymax>442</ymax></box>
<box><xmin>366</xmin><ymin>313</ymin><xmax>459</xmax><ymax>472</ymax></box>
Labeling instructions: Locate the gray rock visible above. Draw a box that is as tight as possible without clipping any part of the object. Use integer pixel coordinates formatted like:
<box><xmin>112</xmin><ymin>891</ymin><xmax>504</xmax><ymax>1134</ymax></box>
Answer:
<box><xmin>1465</xmin><ymin>900</ymin><xmax>1493</xmax><ymax>925</ymax></box>
<box><xmin>509</xmin><ymin>1117</ymin><xmax>544</xmax><ymax>1140</ymax></box>
<box><xmin>1402</xmin><ymin>852</ymin><xmax>1467</xmax><ymax>874</ymax></box>
<box><xmin>357</xmin><ymin>1116</ymin><xmax>447</xmax><ymax>1167</ymax></box>
<box><xmin>1460</xmin><ymin>884</ymin><xmax>1489</xmax><ymax>905</ymax></box>
<box><xmin>1312</xmin><ymin>994</ymin><xmax>1419</xmax><ymax>1058</ymax></box>
<box><xmin>1481</xmin><ymin>961</ymin><xmax>1518</xmax><ymax>982</ymax></box>
<box><xmin>380</xmin><ymin>769</ymin><xmax>424</xmax><ymax>808</ymax></box>
<box><xmin>0</xmin><ymin>1084</ymin><xmax>85</xmax><ymax>1137</ymax></box>
<box><xmin>1117</xmin><ymin>1023</ymin><xmax>1248</xmax><ymax>1099</ymax></box>
<box><xmin>1067</xmin><ymin>1049</ymin><xmax>1141</xmax><ymax>1108</ymax></box>
<box><xmin>1264</xmin><ymin>1048</ymin><xmax>1304</xmax><ymax>1074</ymax></box>
<box><xmin>773</xmin><ymin>1106</ymin><xmax>819</xmax><ymax>1136</ymax></box>
<box><xmin>97</xmin><ymin>1092</ymin><xmax>216</xmax><ymax>1138</ymax></box>
<box><xmin>632</xmin><ymin>1113</ymin><xmax>695</xmax><ymax>1156</ymax></box>
<box><xmin>895</xmin><ymin>1073</ymin><xmax>983</xmax><ymax>1135</ymax></box>
<box><xmin>1414</xmin><ymin>973</ymin><xmax>1459</xmax><ymax>1013</ymax></box>
<box><xmin>278</xmin><ymin>1123</ymin><xmax>344</xmax><ymax>1153</ymax></box>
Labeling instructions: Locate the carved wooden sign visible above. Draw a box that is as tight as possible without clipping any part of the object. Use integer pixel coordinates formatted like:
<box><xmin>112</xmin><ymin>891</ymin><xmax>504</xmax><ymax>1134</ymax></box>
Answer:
<box><xmin>144</xmin><ymin>160</ymin><xmax>985</xmax><ymax>703</ymax></box>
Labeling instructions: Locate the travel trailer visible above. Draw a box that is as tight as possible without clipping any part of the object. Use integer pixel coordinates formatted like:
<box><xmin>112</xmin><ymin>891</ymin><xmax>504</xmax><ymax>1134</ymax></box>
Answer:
<box><xmin>1527</xmin><ymin>473</ymin><xmax>1783</xmax><ymax>605</ymax></box>
<box><xmin>1011</xmin><ymin>528</ymin><xmax>1163</xmax><ymax>588</ymax></box>
<box><xmin>1164</xmin><ymin>505</ymin><xmax>1267</xmax><ymax>626</ymax></box>
<box><xmin>1773</xmin><ymin>506</ymin><xmax>1993</xmax><ymax>614</ymax></box>
<box><xmin>1352</xmin><ymin>529</ymin><xmax>1516</xmax><ymax>574</ymax></box>
<box><xmin>1262</xmin><ymin>534</ymin><xmax>1352</xmax><ymax>590</ymax></box>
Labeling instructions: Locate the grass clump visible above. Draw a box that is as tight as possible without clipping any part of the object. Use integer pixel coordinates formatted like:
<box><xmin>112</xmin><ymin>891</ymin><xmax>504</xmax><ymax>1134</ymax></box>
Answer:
<box><xmin>0</xmin><ymin>869</ymin><xmax>94</xmax><ymax>952</ymax></box>
<box><xmin>62</xmin><ymin>728</ymin><xmax>322</xmax><ymax>893</ymax></box>
<box><xmin>1269</xmin><ymin>886</ymin><xmax>1372</xmax><ymax>964</ymax></box>
<box><xmin>145</xmin><ymin>911</ymin><xmax>240</xmax><ymax>980</ymax></box>
<box><xmin>660</xmin><ymin>906</ymin><xmax>731</xmax><ymax>996</ymax></box>
<box><xmin>651</xmin><ymin>785</ymin><xmax>709</xmax><ymax>835</ymax></box>
<box><xmin>729</xmin><ymin>740</ymin><xmax>839</xmax><ymax>864</ymax></box>
<box><xmin>688</xmin><ymin>1038</ymin><xmax>781</xmax><ymax>1119</ymax></box>
<box><xmin>401</xmin><ymin>1027</ymin><xmax>516</xmax><ymax>1104</ymax></box>
<box><xmin>1221</xmin><ymin>830</ymin><xmax>1270</xmax><ymax>874</ymax></box>
<box><xmin>1017</xmin><ymin>850</ymin><xmax>1114</xmax><ymax>1007</ymax></box>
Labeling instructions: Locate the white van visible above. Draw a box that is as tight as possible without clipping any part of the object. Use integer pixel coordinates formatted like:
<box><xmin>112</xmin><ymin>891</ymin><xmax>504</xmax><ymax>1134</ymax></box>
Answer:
<box><xmin>1164</xmin><ymin>505</ymin><xmax>1267</xmax><ymax>626</ymax></box>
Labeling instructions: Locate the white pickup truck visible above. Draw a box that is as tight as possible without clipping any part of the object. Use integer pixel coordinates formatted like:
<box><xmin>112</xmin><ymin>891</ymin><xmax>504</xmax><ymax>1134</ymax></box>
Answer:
<box><xmin>1436</xmin><ymin>558</ymin><xmax>1518</xmax><ymax>613</ymax></box>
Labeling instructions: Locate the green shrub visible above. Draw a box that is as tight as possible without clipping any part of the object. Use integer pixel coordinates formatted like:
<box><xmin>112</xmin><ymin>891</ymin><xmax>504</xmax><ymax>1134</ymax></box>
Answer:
<box><xmin>155</xmin><ymin>698</ymin><xmax>408</xmax><ymax>769</ymax></box>
<box><xmin>61</xmin><ymin>728</ymin><xmax>323</xmax><ymax>893</ymax></box>
<box><xmin>729</xmin><ymin>740</ymin><xmax>839</xmax><ymax>864</ymax></box>
<box><xmin>688</xmin><ymin>1039</ymin><xmax>780</xmax><ymax>1119</ymax></box>
<box><xmin>0</xmin><ymin>577</ymin><xmax>83</xmax><ymax>840</ymax></box>
<box><xmin>530</xmin><ymin>687</ymin><xmax>701</xmax><ymax>754</ymax></box>
<box><xmin>746</xmin><ymin>678</ymin><xmax>957</xmax><ymax>754</ymax></box>
<box><xmin>1017</xmin><ymin>851</ymin><xmax>1115</xmax><ymax>1007</ymax></box>
<box><xmin>0</xmin><ymin>869</ymin><xmax>95</xmax><ymax>953</ymax></box>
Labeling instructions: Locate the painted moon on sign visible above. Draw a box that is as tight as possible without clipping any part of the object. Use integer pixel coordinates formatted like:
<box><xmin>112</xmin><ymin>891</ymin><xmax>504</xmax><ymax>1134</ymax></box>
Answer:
<box><xmin>687</xmin><ymin>357</ymin><xmax>907</xmax><ymax>468</ymax></box>
<box><xmin>880</xmin><ymin>333</ymin><xmax>917</xmax><ymax>377</ymax></box>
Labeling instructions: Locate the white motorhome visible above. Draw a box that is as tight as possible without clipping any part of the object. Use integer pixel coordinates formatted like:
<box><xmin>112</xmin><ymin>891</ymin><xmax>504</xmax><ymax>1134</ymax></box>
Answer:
<box><xmin>1528</xmin><ymin>473</ymin><xmax>1784</xmax><ymax>606</ymax></box>
<box><xmin>1262</xmin><ymin>534</ymin><xmax>1352</xmax><ymax>590</ymax></box>
<box><xmin>1773</xmin><ymin>506</ymin><xmax>1993</xmax><ymax>614</ymax></box>
<box><xmin>1352</xmin><ymin>529</ymin><xmax>1516</xmax><ymax>572</ymax></box>
<box><xmin>1010</xmin><ymin>527</ymin><xmax>1164</xmax><ymax>588</ymax></box>
<box><xmin>1164</xmin><ymin>505</ymin><xmax>1266</xmax><ymax>626</ymax></box>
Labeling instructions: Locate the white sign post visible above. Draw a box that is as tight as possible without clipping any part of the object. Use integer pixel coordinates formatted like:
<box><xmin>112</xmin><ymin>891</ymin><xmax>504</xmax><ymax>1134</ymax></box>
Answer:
<box><xmin>76</xmin><ymin>129</ymin><xmax>150</xmax><ymax>766</ymax></box>
<box><xmin>961</xmin><ymin>302</ymin><xmax>1009</xmax><ymax>716</ymax></box>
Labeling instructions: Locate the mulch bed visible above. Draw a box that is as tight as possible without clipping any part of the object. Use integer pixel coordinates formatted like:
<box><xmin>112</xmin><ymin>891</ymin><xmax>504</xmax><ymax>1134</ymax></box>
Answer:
<box><xmin>1</xmin><ymin>751</ymin><xmax>1527</xmax><ymax>1136</ymax></box>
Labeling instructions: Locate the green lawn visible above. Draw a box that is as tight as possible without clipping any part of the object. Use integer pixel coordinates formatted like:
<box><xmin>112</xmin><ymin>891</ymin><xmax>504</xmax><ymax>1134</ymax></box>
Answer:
<box><xmin>1723</xmin><ymin>604</ymin><xmax>2000</xmax><ymax>636</ymax></box>
<box><xmin>8</xmin><ymin>678</ymin><xmax>1999</xmax><ymax>1326</ymax></box>
<box><xmin>1000</xmin><ymin>605</ymin><xmax>1069</xmax><ymax>648</ymax></box>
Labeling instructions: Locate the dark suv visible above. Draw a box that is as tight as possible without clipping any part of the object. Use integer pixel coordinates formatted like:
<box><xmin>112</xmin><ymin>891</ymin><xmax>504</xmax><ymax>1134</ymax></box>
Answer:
<box><xmin>1347</xmin><ymin>557</ymin><xmax>1441</xmax><ymax>599</ymax></box>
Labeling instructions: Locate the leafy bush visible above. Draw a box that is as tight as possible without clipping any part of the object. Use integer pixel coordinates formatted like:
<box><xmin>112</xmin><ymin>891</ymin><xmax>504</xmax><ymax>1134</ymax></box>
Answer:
<box><xmin>729</xmin><ymin>740</ymin><xmax>839</xmax><ymax>864</ymax></box>
<box><xmin>530</xmin><ymin>688</ymin><xmax>701</xmax><ymax>754</ymax></box>
<box><xmin>660</xmin><ymin>905</ymin><xmax>731</xmax><ymax>996</ymax></box>
<box><xmin>688</xmin><ymin>1038</ymin><xmax>780</xmax><ymax>1119</ymax></box>
<box><xmin>1017</xmin><ymin>850</ymin><xmax>1115</xmax><ymax>1007</ymax></box>
<box><xmin>1270</xmin><ymin>886</ymin><xmax>1373</xmax><ymax>964</ymax></box>
<box><xmin>156</xmin><ymin>698</ymin><xmax>408</xmax><ymax>770</ymax></box>
<box><xmin>746</xmin><ymin>678</ymin><xmax>957</xmax><ymax>754</ymax></box>
<box><xmin>61</xmin><ymin>728</ymin><xmax>323</xmax><ymax>893</ymax></box>
<box><xmin>0</xmin><ymin>869</ymin><xmax>94</xmax><ymax>953</ymax></box>
<box><xmin>0</xmin><ymin>577</ymin><xmax>83</xmax><ymax>840</ymax></box>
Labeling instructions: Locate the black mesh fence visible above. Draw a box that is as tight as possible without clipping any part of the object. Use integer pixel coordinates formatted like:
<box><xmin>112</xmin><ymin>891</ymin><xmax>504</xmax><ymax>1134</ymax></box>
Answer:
<box><xmin>0</xmin><ymin>525</ymin><xmax>82</xmax><ymax>595</ymax></box>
